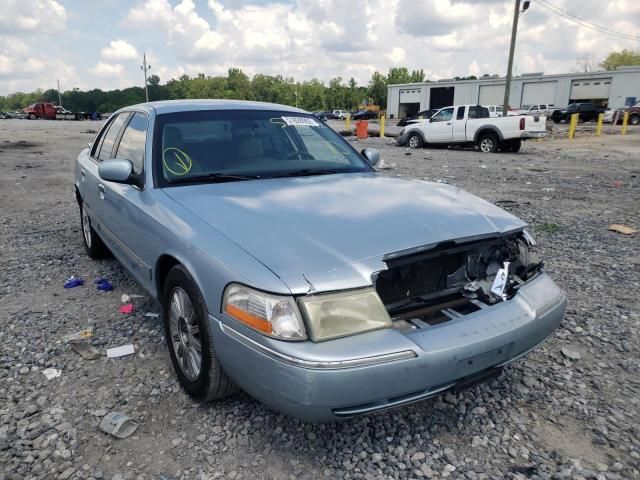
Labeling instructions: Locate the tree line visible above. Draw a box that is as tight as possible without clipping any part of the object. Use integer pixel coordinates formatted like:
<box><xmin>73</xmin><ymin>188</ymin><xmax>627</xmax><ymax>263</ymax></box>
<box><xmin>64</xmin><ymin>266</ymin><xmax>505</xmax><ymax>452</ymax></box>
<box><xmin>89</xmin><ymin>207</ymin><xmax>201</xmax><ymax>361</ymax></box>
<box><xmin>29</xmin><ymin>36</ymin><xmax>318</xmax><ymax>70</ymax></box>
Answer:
<box><xmin>2</xmin><ymin>49</ymin><xmax>637</xmax><ymax>113</ymax></box>
<box><xmin>0</xmin><ymin>67</ymin><xmax>427</xmax><ymax>113</ymax></box>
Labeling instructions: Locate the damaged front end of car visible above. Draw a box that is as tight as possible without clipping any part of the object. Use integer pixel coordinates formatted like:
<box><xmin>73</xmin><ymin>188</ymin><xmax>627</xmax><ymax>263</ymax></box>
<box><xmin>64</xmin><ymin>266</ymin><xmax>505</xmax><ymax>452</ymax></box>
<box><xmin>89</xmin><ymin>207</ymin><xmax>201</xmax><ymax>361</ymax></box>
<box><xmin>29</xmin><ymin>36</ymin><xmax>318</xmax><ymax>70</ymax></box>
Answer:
<box><xmin>375</xmin><ymin>229</ymin><xmax>542</xmax><ymax>329</ymax></box>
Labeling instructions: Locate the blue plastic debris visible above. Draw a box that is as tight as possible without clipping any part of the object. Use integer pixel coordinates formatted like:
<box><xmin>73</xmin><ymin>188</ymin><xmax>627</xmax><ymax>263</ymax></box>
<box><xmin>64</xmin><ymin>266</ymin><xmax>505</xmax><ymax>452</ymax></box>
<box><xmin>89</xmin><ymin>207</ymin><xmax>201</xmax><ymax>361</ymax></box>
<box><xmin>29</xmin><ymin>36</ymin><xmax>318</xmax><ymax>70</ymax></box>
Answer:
<box><xmin>64</xmin><ymin>276</ymin><xmax>84</xmax><ymax>289</ymax></box>
<box><xmin>95</xmin><ymin>278</ymin><xmax>114</xmax><ymax>292</ymax></box>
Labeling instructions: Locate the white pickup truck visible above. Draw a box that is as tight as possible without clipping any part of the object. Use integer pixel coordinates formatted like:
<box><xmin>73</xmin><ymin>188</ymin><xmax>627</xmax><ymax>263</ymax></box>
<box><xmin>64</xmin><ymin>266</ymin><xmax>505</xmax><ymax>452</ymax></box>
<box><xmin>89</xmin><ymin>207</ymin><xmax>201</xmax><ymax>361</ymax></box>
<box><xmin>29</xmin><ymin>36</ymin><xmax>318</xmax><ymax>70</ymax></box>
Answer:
<box><xmin>397</xmin><ymin>104</ymin><xmax>546</xmax><ymax>152</ymax></box>
<box><xmin>508</xmin><ymin>104</ymin><xmax>555</xmax><ymax>116</ymax></box>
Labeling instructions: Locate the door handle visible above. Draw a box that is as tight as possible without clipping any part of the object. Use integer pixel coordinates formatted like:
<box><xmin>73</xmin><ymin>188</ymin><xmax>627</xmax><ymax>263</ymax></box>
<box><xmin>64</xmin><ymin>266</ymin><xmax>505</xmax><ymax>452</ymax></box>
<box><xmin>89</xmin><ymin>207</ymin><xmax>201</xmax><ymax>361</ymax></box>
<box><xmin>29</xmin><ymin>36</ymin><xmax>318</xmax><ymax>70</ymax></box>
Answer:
<box><xmin>81</xmin><ymin>169</ymin><xmax>86</xmax><ymax>181</ymax></box>
<box><xmin>446</xmin><ymin>122</ymin><xmax>451</xmax><ymax>125</ymax></box>
<box><xmin>98</xmin><ymin>183</ymin><xmax>106</xmax><ymax>199</ymax></box>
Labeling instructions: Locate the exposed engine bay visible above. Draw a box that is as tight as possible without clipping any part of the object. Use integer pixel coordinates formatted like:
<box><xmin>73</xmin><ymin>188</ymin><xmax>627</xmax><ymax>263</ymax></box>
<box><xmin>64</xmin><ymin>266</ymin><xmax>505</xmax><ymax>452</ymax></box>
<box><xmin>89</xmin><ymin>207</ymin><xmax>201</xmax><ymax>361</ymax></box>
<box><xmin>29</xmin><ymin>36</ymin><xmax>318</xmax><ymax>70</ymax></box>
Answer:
<box><xmin>375</xmin><ymin>231</ymin><xmax>542</xmax><ymax>328</ymax></box>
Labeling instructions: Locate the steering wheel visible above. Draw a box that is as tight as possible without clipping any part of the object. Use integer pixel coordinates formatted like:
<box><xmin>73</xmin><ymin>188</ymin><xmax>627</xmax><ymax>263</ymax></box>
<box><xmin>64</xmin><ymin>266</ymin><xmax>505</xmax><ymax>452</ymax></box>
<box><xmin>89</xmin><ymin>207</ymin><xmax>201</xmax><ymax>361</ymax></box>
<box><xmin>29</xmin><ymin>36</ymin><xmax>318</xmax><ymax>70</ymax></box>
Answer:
<box><xmin>283</xmin><ymin>151</ymin><xmax>316</xmax><ymax>161</ymax></box>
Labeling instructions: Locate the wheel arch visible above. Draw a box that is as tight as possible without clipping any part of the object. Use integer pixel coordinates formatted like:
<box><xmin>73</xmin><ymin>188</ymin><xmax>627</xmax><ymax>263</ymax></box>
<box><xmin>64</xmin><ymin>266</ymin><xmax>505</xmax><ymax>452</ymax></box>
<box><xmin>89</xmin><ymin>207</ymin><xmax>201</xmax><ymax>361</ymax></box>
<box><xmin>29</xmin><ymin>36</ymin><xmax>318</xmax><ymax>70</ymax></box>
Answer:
<box><xmin>155</xmin><ymin>254</ymin><xmax>183</xmax><ymax>300</ymax></box>
<box><xmin>474</xmin><ymin>126</ymin><xmax>503</xmax><ymax>143</ymax></box>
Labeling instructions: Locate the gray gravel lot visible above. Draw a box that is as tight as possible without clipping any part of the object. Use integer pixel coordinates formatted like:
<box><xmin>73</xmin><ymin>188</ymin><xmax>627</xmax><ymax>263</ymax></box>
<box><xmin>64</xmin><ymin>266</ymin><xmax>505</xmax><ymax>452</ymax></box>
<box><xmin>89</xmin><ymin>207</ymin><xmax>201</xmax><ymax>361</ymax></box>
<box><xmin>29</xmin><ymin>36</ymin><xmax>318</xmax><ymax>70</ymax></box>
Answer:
<box><xmin>0</xmin><ymin>119</ymin><xmax>639</xmax><ymax>480</ymax></box>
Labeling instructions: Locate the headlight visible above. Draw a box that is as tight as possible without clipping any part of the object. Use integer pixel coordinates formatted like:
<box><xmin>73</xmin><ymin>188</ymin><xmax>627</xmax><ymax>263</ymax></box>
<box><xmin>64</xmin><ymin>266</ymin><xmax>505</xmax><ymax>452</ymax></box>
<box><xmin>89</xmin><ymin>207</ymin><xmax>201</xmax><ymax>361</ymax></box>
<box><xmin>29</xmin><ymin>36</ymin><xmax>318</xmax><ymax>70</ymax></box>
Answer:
<box><xmin>297</xmin><ymin>288</ymin><xmax>392</xmax><ymax>342</ymax></box>
<box><xmin>222</xmin><ymin>284</ymin><xmax>306</xmax><ymax>340</ymax></box>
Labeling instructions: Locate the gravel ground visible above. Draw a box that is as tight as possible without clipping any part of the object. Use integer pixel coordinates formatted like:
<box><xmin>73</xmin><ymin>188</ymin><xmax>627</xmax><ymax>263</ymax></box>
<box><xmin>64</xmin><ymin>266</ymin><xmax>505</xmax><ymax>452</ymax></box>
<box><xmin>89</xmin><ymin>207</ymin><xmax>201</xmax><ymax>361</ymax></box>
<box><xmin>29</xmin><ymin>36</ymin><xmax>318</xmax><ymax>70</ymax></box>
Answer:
<box><xmin>0</xmin><ymin>119</ymin><xmax>639</xmax><ymax>480</ymax></box>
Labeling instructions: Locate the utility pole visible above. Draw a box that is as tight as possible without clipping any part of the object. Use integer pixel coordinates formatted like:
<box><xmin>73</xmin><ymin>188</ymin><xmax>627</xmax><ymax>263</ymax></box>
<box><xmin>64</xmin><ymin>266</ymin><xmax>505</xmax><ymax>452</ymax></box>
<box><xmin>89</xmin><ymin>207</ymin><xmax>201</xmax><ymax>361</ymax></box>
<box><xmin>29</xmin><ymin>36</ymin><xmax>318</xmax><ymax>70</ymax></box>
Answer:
<box><xmin>503</xmin><ymin>0</ymin><xmax>530</xmax><ymax>115</ymax></box>
<box><xmin>57</xmin><ymin>79</ymin><xmax>63</xmax><ymax>107</ymax></box>
<box><xmin>502</xmin><ymin>0</ymin><xmax>521</xmax><ymax>116</ymax></box>
<box><xmin>140</xmin><ymin>53</ymin><xmax>151</xmax><ymax>102</ymax></box>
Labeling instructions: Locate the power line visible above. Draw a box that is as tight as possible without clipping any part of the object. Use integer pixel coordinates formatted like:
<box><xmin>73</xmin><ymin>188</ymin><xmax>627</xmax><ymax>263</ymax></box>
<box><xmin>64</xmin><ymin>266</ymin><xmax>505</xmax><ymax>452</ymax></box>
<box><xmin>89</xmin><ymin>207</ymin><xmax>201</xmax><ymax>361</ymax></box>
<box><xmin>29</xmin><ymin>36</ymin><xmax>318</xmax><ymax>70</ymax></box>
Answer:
<box><xmin>536</xmin><ymin>0</ymin><xmax>640</xmax><ymax>42</ymax></box>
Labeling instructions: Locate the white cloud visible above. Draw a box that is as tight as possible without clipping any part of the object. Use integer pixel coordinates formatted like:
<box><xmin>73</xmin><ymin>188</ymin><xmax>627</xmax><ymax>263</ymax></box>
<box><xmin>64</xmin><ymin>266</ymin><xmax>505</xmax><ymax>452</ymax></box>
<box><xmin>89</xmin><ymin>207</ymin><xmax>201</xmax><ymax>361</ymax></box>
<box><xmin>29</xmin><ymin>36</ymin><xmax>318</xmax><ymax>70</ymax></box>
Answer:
<box><xmin>101</xmin><ymin>39</ymin><xmax>139</xmax><ymax>61</ymax></box>
<box><xmin>0</xmin><ymin>0</ymin><xmax>66</xmax><ymax>33</ymax></box>
<box><xmin>91</xmin><ymin>61</ymin><xmax>125</xmax><ymax>77</ymax></box>
<box><xmin>2</xmin><ymin>0</ymin><xmax>640</xmax><ymax>95</ymax></box>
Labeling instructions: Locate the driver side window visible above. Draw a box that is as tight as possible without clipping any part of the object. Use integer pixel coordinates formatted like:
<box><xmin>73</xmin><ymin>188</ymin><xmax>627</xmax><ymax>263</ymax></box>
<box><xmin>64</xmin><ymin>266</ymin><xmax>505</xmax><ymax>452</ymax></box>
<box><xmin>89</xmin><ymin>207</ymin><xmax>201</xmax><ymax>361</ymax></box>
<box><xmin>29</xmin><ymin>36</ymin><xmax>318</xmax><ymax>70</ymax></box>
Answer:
<box><xmin>431</xmin><ymin>108</ymin><xmax>454</xmax><ymax>122</ymax></box>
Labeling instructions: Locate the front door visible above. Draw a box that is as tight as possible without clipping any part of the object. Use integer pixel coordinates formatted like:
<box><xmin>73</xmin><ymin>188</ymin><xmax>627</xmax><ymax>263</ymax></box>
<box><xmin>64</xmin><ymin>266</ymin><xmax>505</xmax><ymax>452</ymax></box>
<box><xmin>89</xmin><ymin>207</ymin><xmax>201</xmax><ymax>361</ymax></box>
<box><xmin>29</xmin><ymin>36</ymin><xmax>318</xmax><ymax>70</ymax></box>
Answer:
<box><xmin>424</xmin><ymin>107</ymin><xmax>454</xmax><ymax>143</ymax></box>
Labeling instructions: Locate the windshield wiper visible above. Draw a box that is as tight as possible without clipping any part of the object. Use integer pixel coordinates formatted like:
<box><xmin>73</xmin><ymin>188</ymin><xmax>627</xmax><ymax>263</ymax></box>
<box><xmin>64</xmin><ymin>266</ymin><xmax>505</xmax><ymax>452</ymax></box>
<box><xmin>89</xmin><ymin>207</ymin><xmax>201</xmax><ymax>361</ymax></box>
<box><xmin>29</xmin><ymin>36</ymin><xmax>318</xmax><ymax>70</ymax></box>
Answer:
<box><xmin>268</xmin><ymin>168</ymin><xmax>343</xmax><ymax>179</ymax></box>
<box><xmin>168</xmin><ymin>173</ymin><xmax>261</xmax><ymax>184</ymax></box>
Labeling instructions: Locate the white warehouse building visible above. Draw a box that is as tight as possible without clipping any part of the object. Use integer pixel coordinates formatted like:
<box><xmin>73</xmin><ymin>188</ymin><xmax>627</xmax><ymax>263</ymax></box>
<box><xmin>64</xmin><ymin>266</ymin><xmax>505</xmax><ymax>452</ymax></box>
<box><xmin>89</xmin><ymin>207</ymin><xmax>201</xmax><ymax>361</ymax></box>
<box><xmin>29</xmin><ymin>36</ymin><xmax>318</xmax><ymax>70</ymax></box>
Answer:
<box><xmin>386</xmin><ymin>66</ymin><xmax>640</xmax><ymax>119</ymax></box>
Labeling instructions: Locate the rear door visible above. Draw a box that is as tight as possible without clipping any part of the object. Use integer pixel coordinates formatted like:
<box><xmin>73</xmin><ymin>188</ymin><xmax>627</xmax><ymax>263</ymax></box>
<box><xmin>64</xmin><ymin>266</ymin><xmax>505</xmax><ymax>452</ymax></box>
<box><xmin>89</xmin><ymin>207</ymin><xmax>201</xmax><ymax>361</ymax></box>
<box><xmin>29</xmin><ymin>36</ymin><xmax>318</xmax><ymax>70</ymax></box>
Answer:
<box><xmin>424</xmin><ymin>107</ymin><xmax>454</xmax><ymax>143</ymax></box>
<box><xmin>97</xmin><ymin>112</ymin><xmax>155</xmax><ymax>290</ymax></box>
<box><xmin>79</xmin><ymin>112</ymin><xmax>130</xmax><ymax>243</ymax></box>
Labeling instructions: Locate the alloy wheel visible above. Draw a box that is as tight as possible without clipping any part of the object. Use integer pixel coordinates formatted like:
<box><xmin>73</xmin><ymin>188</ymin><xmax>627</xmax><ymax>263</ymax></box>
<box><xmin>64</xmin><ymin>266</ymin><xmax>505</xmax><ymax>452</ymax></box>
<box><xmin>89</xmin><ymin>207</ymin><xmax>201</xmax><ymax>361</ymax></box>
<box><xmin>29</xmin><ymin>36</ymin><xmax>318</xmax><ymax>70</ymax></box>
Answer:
<box><xmin>81</xmin><ymin>206</ymin><xmax>92</xmax><ymax>248</ymax></box>
<box><xmin>168</xmin><ymin>287</ymin><xmax>202</xmax><ymax>381</ymax></box>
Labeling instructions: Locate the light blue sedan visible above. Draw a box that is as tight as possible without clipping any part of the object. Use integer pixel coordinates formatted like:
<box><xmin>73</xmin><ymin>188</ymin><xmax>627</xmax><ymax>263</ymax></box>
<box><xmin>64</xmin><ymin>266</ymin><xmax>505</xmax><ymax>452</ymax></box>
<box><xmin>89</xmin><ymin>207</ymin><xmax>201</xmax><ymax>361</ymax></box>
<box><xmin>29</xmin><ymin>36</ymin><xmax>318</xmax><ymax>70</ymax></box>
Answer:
<box><xmin>75</xmin><ymin>100</ymin><xmax>566</xmax><ymax>421</ymax></box>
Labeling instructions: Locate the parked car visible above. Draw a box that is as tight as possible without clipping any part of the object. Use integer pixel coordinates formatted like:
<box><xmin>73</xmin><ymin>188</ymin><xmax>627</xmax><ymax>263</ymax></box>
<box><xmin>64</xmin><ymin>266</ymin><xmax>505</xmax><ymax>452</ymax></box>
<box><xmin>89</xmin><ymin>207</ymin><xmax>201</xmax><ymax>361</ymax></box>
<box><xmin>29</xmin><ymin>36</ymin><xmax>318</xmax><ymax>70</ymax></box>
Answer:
<box><xmin>624</xmin><ymin>101</ymin><xmax>640</xmax><ymax>125</ymax></box>
<box><xmin>397</xmin><ymin>104</ymin><xmax>546</xmax><ymax>152</ymax></box>
<box><xmin>396</xmin><ymin>109</ymin><xmax>437</xmax><ymax>127</ymax></box>
<box><xmin>75</xmin><ymin>99</ymin><xmax>566</xmax><ymax>421</ymax></box>
<box><xmin>508</xmin><ymin>104</ymin><xmax>554</xmax><ymax>116</ymax></box>
<box><xmin>332</xmin><ymin>109</ymin><xmax>347</xmax><ymax>119</ymax></box>
<box><xmin>313</xmin><ymin>111</ymin><xmax>332</xmax><ymax>121</ymax></box>
<box><xmin>603</xmin><ymin>107</ymin><xmax>626</xmax><ymax>123</ymax></box>
<box><xmin>352</xmin><ymin>109</ymin><xmax>378</xmax><ymax>120</ymax></box>
<box><xmin>551</xmin><ymin>102</ymin><xmax>605</xmax><ymax>123</ymax></box>
<box><xmin>0</xmin><ymin>111</ymin><xmax>11</xmax><ymax>119</ymax></box>
<box><xmin>483</xmin><ymin>105</ymin><xmax>504</xmax><ymax>118</ymax></box>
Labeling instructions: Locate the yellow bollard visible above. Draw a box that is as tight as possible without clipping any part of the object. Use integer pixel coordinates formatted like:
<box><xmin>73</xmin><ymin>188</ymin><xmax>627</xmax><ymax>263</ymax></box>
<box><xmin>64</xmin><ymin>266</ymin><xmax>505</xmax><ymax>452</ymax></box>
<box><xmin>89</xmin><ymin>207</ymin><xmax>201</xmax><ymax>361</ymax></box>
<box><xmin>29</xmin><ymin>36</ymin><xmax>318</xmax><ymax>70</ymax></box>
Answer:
<box><xmin>621</xmin><ymin>111</ymin><xmax>629</xmax><ymax>135</ymax></box>
<box><xmin>345</xmin><ymin>114</ymin><xmax>350</xmax><ymax>131</ymax></box>
<box><xmin>595</xmin><ymin>113</ymin><xmax>604</xmax><ymax>136</ymax></box>
<box><xmin>568</xmin><ymin>113</ymin><xmax>578</xmax><ymax>139</ymax></box>
<box><xmin>379</xmin><ymin>114</ymin><xmax>385</xmax><ymax>138</ymax></box>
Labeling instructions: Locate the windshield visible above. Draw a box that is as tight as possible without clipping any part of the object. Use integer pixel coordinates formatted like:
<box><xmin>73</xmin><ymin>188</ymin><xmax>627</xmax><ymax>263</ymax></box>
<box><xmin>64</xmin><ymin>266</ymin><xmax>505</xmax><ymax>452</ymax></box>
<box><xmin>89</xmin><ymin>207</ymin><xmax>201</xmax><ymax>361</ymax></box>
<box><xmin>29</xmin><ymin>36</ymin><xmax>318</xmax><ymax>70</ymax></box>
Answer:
<box><xmin>155</xmin><ymin>109</ymin><xmax>372</xmax><ymax>185</ymax></box>
<box><xmin>521</xmin><ymin>104</ymin><xmax>531</xmax><ymax>110</ymax></box>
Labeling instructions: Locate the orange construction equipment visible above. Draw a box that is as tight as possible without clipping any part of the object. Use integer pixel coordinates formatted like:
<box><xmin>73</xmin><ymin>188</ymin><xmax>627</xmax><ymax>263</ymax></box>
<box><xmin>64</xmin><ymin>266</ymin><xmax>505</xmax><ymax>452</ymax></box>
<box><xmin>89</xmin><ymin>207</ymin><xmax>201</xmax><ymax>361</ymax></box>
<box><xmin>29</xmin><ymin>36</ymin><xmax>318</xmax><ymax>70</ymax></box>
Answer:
<box><xmin>356</xmin><ymin>120</ymin><xmax>368</xmax><ymax>139</ymax></box>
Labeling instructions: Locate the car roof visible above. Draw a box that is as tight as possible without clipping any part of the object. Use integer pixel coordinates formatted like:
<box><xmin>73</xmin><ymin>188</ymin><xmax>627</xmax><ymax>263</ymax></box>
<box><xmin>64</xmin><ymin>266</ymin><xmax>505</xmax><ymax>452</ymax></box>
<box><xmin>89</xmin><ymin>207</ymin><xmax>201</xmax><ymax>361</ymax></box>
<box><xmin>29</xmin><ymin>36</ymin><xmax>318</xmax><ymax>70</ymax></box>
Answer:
<box><xmin>117</xmin><ymin>99</ymin><xmax>308</xmax><ymax>116</ymax></box>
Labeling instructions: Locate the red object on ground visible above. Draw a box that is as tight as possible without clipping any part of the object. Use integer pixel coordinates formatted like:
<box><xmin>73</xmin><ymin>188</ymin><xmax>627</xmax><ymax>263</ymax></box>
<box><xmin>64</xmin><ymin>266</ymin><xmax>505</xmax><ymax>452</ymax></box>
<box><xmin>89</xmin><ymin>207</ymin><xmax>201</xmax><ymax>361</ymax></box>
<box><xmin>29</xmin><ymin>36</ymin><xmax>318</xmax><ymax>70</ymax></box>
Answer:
<box><xmin>23</xmin><ymin>102</ymin><xmax>57</xmax><ymax>119</ymax></box>
<box><xmin>119</xmin><ymin>303</ymin><xmax>134</xmax><ymax>314</ymax></box>
<box><xmin>356</xmin><ymin>120</ymin><xmax>368</xmax><ymax>139</ymax></box>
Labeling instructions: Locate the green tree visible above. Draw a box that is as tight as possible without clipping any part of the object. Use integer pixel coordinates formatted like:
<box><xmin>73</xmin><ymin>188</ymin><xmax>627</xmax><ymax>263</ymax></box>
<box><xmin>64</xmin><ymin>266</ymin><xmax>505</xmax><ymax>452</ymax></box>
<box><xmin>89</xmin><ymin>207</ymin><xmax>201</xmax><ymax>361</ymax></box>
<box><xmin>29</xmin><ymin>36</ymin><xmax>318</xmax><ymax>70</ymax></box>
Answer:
<box><xmin>147</xmin><ymin>74</ymin><xmax>160</xmax><ymax>86</ymax></box>
<box><xmin>410</xmin><ymin>69</ymin><xmax>425</xmax><ymax>82</ymax></box>
<box><xmin>386</xmin><ymin>67</ymin><xmax>411</xmax><ymax>85</ymax></box>
<box><xmin>367</xmin><ymin>71</ymin><xmax>387</xmax><ymax>107</ymax></box>
<box><xmin>600</xmin><ymin>49</ymin><xmax>640</xmax><ymax>70</ymax></box>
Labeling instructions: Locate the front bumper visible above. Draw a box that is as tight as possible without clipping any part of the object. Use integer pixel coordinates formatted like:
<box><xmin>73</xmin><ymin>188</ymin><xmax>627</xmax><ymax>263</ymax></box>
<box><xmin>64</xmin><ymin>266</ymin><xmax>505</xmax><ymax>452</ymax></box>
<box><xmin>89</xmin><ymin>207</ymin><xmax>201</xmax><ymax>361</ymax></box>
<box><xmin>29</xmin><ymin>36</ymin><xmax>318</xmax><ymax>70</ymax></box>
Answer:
<box><xmin>211</xmin><ymin>273</ymin><xmax>566</xmax><ymax>422</ymax></box>
<box><xmin>396</xmin><ymin>132</ymin><xmax>409</xmax><ymax>146</ymax></box>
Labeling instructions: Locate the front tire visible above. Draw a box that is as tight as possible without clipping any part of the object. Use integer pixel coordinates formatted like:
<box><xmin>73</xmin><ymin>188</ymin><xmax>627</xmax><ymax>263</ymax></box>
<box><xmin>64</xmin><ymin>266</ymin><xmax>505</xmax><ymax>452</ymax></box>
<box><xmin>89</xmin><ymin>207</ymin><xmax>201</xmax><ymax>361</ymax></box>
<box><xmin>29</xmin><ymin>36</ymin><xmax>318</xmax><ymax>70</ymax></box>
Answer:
<box><xmin>478</xmin><ymin>133</ymin><xmax>498</xmax><ymax>153</ymax></box>
<box><xmin>162</xmin><ymin>265</ymin><xmax>237</xmax><ymax>402</ymax></box>
<box><xmin>80</xmin><ymin>202</ymin><xmax>108</xmax><ymax>259</ymax></box>
<box><xmin>28</xmin><ymin>113</ymin><xmax>36</xmax><ymax>120</ymax></box>
<box><xmin>407</xmin><ymin>132</ymin><xmax>423</xmax><ymax>149</ymax></box>
<box><xmin>630</xmin><ymin>114</ymin><xmax>640</xmax><ymax>125</ymax></box>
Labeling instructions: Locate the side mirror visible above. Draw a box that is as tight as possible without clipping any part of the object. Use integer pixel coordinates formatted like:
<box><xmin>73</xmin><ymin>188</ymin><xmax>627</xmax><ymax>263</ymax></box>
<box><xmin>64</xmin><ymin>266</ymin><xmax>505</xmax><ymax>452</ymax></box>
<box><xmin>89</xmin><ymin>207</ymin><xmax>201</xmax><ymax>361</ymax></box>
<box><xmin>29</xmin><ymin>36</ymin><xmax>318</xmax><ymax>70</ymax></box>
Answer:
<box><xmin>98</xmin><ymin>159</ymin><xmax>135</xmax><ymax>184</ymax></box>
<box><xmin>361</xmin><ymin>148</ymin><xmax>380</xmax><ymax>166</ymax></box>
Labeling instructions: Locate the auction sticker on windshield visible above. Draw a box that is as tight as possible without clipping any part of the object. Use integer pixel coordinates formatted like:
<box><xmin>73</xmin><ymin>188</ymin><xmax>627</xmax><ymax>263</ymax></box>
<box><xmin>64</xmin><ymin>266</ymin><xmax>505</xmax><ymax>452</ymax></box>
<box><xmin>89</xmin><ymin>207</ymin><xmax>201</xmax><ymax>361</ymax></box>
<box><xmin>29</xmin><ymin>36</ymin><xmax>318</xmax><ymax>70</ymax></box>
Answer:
<box><xmin>282</xmin><ymin>116</ymin><xmax>320</xmax><ymax>127</ymax></box>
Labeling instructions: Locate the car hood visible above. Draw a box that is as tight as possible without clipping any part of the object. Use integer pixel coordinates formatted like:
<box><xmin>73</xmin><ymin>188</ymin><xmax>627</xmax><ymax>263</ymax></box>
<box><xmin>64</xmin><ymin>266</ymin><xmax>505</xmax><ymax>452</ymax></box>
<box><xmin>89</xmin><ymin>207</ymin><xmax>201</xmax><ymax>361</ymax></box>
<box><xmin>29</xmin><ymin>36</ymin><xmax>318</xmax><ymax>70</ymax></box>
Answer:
<box><xmin>163</xmin><ymin>173</ymin><xmax>526</xmax><ymax>293</ymax></box>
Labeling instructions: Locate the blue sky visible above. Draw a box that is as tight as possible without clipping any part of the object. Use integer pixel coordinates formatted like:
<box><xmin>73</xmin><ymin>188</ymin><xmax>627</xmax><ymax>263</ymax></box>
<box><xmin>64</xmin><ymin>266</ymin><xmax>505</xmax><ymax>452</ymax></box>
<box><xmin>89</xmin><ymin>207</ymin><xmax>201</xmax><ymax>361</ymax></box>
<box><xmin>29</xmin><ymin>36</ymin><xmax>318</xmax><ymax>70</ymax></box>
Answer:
<box><xmin>0</xmin><ymin>0</ymin><xmax>639</xmax><ymax>95</ymax></box>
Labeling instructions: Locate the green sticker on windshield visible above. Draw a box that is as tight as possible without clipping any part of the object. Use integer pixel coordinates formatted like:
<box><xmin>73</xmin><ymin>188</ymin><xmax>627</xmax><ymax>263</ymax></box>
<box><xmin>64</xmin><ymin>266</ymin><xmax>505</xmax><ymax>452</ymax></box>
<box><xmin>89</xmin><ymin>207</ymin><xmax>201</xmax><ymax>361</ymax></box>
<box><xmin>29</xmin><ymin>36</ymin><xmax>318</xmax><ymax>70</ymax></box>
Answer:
<box><xmin>163</xmin><ymin>147</ymin><xmax>192</xmax><ymax>176</ymax></box>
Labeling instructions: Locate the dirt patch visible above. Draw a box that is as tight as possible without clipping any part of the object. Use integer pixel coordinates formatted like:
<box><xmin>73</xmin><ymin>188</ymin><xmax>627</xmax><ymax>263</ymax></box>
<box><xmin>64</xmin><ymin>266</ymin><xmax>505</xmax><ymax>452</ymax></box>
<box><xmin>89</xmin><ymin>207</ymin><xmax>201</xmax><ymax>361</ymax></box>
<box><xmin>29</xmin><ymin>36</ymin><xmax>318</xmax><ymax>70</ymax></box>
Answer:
<box><xmin>1</xmin><ymin>140</ymin><xmax>42</xmax><ymax>149</ymax></box>
<box><xmin>534</xmin><ymin>417</ymin><xmax>609</xmax><ymax>465</ymax></box>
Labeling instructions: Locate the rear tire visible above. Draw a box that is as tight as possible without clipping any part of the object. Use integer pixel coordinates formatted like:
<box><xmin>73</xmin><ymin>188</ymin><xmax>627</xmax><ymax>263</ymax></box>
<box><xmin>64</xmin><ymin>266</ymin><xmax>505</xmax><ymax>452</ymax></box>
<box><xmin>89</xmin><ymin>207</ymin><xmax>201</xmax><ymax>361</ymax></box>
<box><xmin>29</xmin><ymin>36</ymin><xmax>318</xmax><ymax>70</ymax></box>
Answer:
<box><xmin>630</xmin><ymin>114</ymin><xmax>640</xmax><ymax>125</ymax></box>
<box><xmin>407</xmin><ymin>132</ymin><xmax>423</xmax><ymax>149</ymax></box>
<box><xmin>80</xmin><ymin>202</ymin><xmax>109</xmax><ymax>259</ymax></box>
<box><xmin>28</xmin><ymin>113</ymin><xmax>36</xmax><ymax>120</ymax></box>
<box><xmin>162</xmin><ymin>265</ymin><xmax>237</xmax><ymax>402</ymax></box>
<box><xmin>477</xmin><ymin>133</ymin><xmax>498</xmax><ymax>153</ymax></box>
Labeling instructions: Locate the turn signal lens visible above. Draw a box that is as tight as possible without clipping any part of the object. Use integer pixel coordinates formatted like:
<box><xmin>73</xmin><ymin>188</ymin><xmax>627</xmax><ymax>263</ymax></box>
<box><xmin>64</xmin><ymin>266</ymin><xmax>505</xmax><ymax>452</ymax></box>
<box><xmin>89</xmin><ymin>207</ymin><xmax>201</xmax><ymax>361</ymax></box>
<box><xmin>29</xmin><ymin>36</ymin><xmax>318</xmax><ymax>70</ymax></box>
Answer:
<box><xmin>223</xmin><ymin>284</ymin><xmax>306</xmax><ymax>340</ymax></box>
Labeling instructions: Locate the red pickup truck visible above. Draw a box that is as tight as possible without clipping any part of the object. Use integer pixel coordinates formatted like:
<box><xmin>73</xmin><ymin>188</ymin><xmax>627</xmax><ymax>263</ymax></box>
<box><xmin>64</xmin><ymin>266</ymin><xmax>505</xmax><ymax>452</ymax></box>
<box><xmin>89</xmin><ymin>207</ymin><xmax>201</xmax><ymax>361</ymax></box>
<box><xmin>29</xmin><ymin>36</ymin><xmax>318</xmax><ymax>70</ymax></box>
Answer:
<box><xmin>23</xmin><ymin>102</ymin><xmax>57</xmax><ymax>120</ymax></box>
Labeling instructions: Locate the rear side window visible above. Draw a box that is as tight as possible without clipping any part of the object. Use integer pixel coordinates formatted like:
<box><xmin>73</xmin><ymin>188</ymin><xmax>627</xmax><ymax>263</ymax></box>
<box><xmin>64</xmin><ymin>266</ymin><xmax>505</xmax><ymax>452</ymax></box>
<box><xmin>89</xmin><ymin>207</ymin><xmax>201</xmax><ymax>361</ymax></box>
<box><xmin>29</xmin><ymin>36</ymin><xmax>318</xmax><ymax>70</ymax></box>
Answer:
<box><xmin>456</xmin><ymin>107</ymin><xmax>466</xmax><ymax>120</ymax></box>
<box><xmin>115</xmin><ymin>113</ymin><xmax>148</xmax><ymax>175</ymax></box>
<box><xmin>98</xmin><ymin>113</ymin><xmax>129</xmax><ymax>161</ymax></box>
